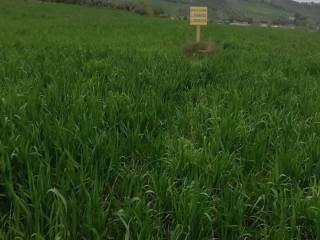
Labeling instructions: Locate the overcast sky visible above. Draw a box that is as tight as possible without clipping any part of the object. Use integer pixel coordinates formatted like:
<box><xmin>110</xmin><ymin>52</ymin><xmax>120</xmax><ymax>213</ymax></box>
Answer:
<box><xmin>294</xmin><ymin>0</ymin><xmax>320</xmax><ymax>2</ymax></box>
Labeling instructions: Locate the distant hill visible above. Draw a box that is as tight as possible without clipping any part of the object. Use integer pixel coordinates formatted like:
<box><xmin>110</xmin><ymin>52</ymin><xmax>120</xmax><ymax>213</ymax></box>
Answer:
<box><xmin>151</xmin><ymin>0</ymin><xmax>320</xmax><ymax>24</ymax></box>
<box><xmin>44</xmin><ymin>0</ymin><xmax>320</xmax><ymax>27</ymax></box>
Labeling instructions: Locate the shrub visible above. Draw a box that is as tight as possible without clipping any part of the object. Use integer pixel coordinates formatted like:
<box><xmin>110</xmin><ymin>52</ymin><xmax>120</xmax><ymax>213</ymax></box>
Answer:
<box><xmin>44</xmin><ymin>0</ymin><xmax>163</xmax><ymax>17</ymax></box>
<box><xmin>183</xmin><ymin>41</ymin><xmax>216</xmax><ymax>58</ymax></box>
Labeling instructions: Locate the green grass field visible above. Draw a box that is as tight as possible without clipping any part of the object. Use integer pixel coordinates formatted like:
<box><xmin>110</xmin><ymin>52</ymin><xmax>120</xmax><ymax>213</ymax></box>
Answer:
<box><xmin>1</xmin><ymin>0</ymin><xmax>320</xmax><ymax>239</ymax></box>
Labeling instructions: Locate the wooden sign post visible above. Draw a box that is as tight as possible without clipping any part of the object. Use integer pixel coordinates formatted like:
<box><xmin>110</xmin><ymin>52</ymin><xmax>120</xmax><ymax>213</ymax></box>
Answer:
<box><xmin>190</xmin><ymin>6</ymin><xmax>208</xmax><ymax>43</ymax></box>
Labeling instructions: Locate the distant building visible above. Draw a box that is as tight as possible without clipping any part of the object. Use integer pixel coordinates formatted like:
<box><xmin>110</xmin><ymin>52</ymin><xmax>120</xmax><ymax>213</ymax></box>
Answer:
<box><xmin>159</xmin><ymin>14</ymin><xmax>169</xmax><ymax>18</ymax></box>
<box><xmin>230</xmin><ymin>22</ymin><xmax>250</xmax><ymax>27</ymax></box>
<box><xmin>271</xmin><ymin>25</ymin><xmax>295</xmax><ymax>29</ymax></box>
<box><xmin>288</xmin><ymin>16</ymin><xmax>296</xmax><ymax>21</ymax></box>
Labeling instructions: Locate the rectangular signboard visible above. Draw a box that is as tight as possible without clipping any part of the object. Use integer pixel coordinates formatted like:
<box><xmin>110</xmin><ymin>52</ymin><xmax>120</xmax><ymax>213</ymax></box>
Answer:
<box><xmin>190</xmin><ymin>7</ymin><xmax>208</xmax><ymax>26</ymax></box>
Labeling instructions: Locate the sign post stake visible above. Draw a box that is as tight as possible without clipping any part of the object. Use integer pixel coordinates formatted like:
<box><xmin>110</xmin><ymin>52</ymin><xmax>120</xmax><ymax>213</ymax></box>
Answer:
<box><xmin>196</xmin><ymin>25</ymin><xmax>201</xmax><ymax>43</ymax></box>
<box><xmin>190</xmin><ymin>6</ymin><xmax>208</xmax><ymax>44</ymax></box>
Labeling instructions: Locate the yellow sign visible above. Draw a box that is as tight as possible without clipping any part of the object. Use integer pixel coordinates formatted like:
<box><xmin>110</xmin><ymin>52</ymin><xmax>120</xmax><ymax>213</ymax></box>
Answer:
<box><xmin>190</xmin><ymin>7</ymin><xmax>208</xmax><ymax>26</ymax></box>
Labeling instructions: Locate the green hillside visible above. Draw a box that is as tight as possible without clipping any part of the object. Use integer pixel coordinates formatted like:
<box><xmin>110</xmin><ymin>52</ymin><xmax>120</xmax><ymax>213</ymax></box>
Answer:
<box><xmin>40</xmin><ymin>0</ymin><xmax>320</xmax><ymax>25</ymax></box>
<box><xmin>2</xmin><ymin>0</ymin><xmax>320</xmax><ymax>239</ymax></box>
<box><xmin>152</xmin><ymin>0</ymin><xmax>320</xmax><ymax>23</ymax></box>
<box><xmin>151</xmin><ymin>0</ymin><xmax>188</xmax><ymax>15</ymax></box>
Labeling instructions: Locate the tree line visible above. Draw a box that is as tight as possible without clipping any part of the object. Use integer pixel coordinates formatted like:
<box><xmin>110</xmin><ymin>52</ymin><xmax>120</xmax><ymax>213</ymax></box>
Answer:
<box><xmin>41</xmin><ymin>0</ymin><xmax>164</xmax><ymax>16</ymax></box>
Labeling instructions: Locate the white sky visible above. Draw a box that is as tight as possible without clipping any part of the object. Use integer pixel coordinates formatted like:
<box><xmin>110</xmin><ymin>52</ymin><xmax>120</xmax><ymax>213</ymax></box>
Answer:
<box><xmin>294</xmin><ymin>0</ymin><xmax>320</xmax><ymax>2</ymax></box>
